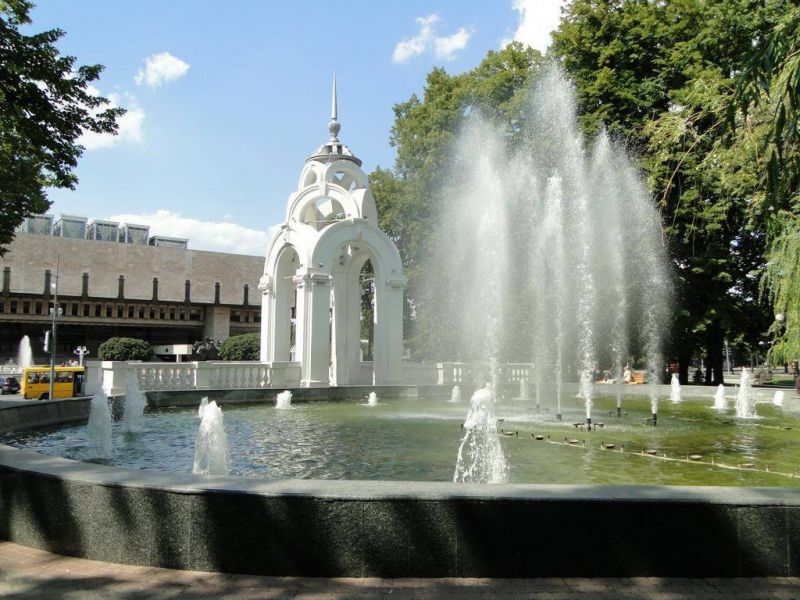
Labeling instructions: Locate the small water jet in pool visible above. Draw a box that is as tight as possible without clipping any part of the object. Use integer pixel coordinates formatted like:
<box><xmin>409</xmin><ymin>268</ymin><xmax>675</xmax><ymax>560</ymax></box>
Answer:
<box><xmin>366</xmin><ymin>391</ymin><xmax>378</xmax><ymax>406</ymax></box>
<box><xmin>773</xmin><ymin>390</ymin><xmax>785</xmax><ymax>407</ymax></box>
<box><xmin>197</xmin><ymin>396</ymin><xmax>209</xmax><ymax>419</ymax></box>
<box><xmin>121</xmin><ymin>374</ymin><xmax>147</xmax><ymax>433</ymax></box>
<box><xmin>650</xmin><ymin>395</ymin><xmax>659</xmax><ymax>426</ymax></box>
<box><xmin>714</xmin><ymin>384</ymin><xmax>727</xmax><ymax>410</ymax></box>
<box><xmin>193</xmin><ymin>400</ymin><xmax>229</xmax><ymax>476</ymax></box>
<box><xmin>17</xmin><ymin>335</ymin><xmax>32</xmax><ymax>370</ymax></box>
<box><xmin>453</xmin><ymin>386</ymin><xmax>508</xmax><ymax>484</ymax></box>
<box><xmin>670</xmin><ymin>373</ymin><xmax>682</xmax><ymax>403</ymax></box>
<box><xmin>87</xmin><ymin>389</ymin><xmax>112</xmax><ymax>458</ymax></box>
<box><xmin>449</xmin><ymin>386</ymin><xmax>461</xmax><ymax>403</ymax></box>
<box><xmin>275</xmin><ymin>390</ymin><xmax>292</xmax><ymax>409</ymax></box>
<box><xmin>735</xmin><ymin>369</ymin><xmax>756</xmax><ymax>418</ymax></box>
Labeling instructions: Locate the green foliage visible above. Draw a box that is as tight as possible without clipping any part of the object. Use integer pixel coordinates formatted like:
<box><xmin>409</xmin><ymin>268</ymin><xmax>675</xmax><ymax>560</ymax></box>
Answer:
<box><xmin>97</xmin><ymin>337</ymin><xmax>152</xmax><ymax>361</ymax></box>
<box><xmin>0</xmin><ymin>0</ymin><xmax>124</xmax><ymax>254</ymax></box>
<box><xmin>218</xmin><ymin>333</ymin><xmax>260</xmax><ymax>361</ymax></box>
<box><xmin>551</xmin><ymin>0</ymin><xmax>789</xmax><ymax>381</ymax></box>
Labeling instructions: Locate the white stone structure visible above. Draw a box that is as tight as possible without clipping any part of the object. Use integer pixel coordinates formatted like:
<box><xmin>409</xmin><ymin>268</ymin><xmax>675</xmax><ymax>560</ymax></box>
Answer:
<box><xmin>259</xmin><ymin>77</ymin><xmax>406</xmax><ymax>387</ymax></box>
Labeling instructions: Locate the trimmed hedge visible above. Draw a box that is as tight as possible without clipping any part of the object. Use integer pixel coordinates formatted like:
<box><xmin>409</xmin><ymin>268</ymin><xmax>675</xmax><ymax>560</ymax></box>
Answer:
<box><xmin>218</xmin><ymin>333</ymin><xmax>260</xmax><ymax>361</ymax></box>
<box><xmin>97</xmin><ymin>337</ymin><xmax>153</xmax><ymax>361</ymax></box>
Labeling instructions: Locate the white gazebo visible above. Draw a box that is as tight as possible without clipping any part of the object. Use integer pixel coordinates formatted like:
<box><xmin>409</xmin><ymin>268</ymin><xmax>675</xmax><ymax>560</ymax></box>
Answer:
<box><xmin>259</xmin><ymin>77</ymin><xmax>406</xmax><ymax>387</ymax></box>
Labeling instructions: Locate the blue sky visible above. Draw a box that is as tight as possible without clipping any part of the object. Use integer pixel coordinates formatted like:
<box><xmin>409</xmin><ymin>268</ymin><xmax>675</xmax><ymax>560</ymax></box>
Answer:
<box><xmin>30</xmin><ymin>0</ymin><xmax>564</xmax><ymax>255</ymax></box>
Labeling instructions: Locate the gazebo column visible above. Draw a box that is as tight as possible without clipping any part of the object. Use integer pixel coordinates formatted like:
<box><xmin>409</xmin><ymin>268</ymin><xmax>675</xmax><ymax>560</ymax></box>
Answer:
<box><xmin>331</xmin><ymin>271</ymin><xmax>361</xmax><ymax>385</ymax></box>
<box><xmin>373</xmin><ymin>276</ymin><xmax>406</xmax><ymax>385</ymax></box>
<box><xmin>295</xmin><ymin>272</ymin><xmax>332</xmax><ymax>387</ymax></box>
<box><xmin>258</xmin><ymin>275</ymin><xmax>272</xmax><ymax>362</ymax></box>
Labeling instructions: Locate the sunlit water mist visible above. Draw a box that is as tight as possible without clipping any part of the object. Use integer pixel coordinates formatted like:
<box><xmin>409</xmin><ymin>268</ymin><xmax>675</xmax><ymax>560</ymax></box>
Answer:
<box><xmin>17</xmin><ymin>336</ymin><xmax>32</xmax><ymax>370</ymax></box>
<box><xmin>424</xmin><ymin>65</ymin><xmax>670</xmax><ymax>419</ymax></box>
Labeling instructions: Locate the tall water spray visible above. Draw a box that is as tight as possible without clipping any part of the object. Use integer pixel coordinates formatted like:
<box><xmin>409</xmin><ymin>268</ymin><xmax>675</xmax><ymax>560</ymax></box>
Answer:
<box><xmin>121</xmin><ymin>373</ymin><xmax>147</xmax><ymax>433</ymax></box>
<box><xmin>424</xmin><ymin>65</ymin><xmax>669</xmax><ymax>419</ymax></box>
<box><xmin>453</xmin><ymin>386</ymin><xmax>508</xmax><ymax>483</ymax></box>
<box><xmin>275</xmin><ymin>390</ymin><xmax>292</xmax><ymax>409</ymax></box>
<box><xmin>198</xmin><ymin>396</ymin><xmax>209</xmax><ymax>418</ymax></box>
<box><xmin>735</xmin><ymin>369</ymin><xmax>756</xmax><ymax>418</ymax></box>
<box><xmin>449</xmin><ymin>386</ymin><xmax>461</xmax><ymax>403</ymax></box>
<box><xmin>773</xmin><ymin>390</ymin><xmax>785</xmax><ymax>407</ymax></box>
<box><xmin>714</xmin><ymin>384</ymin><xmax>727</xmax><ymax>410</ymax></box>
<box><xmin>17</xmin><ymin>335</ymin><xmax>32</xmax><ymax>370</ymax></box>
<box><xmin>87</xmin><ymin>389</ymin><xmax>113</xmax><ymax>458</ymax></box>
<box><xmin>670</xmin><ymin>373</ymin><xmax>682</xmax><ymax>403</ymax></box>
<box><xmin>193</xmin><ymin>400</ymin><xmax>230</xmax><ymax>476</ymax></box>
<box><xmin>367</xmin><ymin>391</ymin><xmax>378</xmax><ymax>406</ymax></box>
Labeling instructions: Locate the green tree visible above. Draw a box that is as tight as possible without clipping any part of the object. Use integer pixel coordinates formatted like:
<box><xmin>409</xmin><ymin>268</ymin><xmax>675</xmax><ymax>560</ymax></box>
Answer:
<box><xmin>0</xmin><ymin>0</ymin><xmax>123</xmax><ymax>254</ymax></box>
<box><xmin>551</xmin><ymin>0</ymin><xmax>788</xmax><ymax>383</ymax></box>
<box><xmin>218</xmin><ymin>333</ymin><xmax>260</xmax><ymax>361</ymax></box>
<box><xmin>735</xmin><ymin>7</ymin><xmax>800</xmax><ymax>365</ymax></box>
<box><xmin>372</xmin><ymin>42</ymin><xmax>542</xmax><ymax>357</ymax></box>
<box><xmin>97</xmin><ymin>337</ymin><xmax>152</xmax><ymax>361</ymax></box>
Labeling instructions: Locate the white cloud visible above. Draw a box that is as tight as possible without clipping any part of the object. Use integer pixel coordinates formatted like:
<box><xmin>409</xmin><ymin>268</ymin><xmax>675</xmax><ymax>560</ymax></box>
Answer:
<box><xmin>78</xmin><ymin>89</ymin><xmax>145</xmax><ymax>151</ymax></box>
<box><xmin>134</xmin><ymin>51</ymin><xmax>190</xmax><ymax>88</ymax></box>
<box><xmin>108</xmin><ymin>209</ymin><xmax>275</xmax><ymax>256</ymax></box>
<box><xmin>502</xmin><ymin>0</ymin><xmax>566</xmax><ymax>53</ymax></box>
<box><xmin>393</xmin><ymin>14</ymin><xmax>473</xmax><ymax>63</ymax></box>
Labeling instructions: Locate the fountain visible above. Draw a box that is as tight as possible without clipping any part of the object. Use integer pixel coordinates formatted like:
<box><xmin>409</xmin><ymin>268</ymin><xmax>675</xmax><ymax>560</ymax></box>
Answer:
<box><xmin>714</xmin><ymin>384</ymin><xmax>727</xmax><ymax>410</ymax></box>
<box><xmin>86</xmin><ymin>389</ymin><xmax>112</xmax><ymax>459</ymax></box>
<box><xmin>670</xmin><ymin>373</ymin><xmax>682</xmax><ymax>403</ymax></box>
<box><xmin>275</xmin><ymin>390</ymin><xmax>292</xmax><ymax>409</ymax></box>
<box><xmin>192</xmin><ymin>400</ymin><xmax>229</xmax><ymax>476</ymax></box>
<box><xmin>17</xmin><ymin>335</ymin><xmax>32</xmax><ymax>370</ymax></box>
<box><xmin>449</xmin><ymin>385</ymin><xmax>461</xmax><ymax>403</ymax></box>
<box><xmin>453</xmin><ymin>386</ymin><xmax>507</xmax><ymax>483</ymax></box>
<box><xmin>366</xmin><ymin>391</ymin><xmax>378</xmax><ymax>406</ymax></box>
<box><xmin>197</xmin><ymin>396</ymin><xmax>209</xmax><ymax>418</ymax></box>
<box><xmin>650</xmin><ymin>394</ymin><xmax>659</xmax><ymax>426</ymax></box>
<box><xmin>121</xmin><ymin>373</ymin><xmax>147</xmax><ymax>433</ymax></box>
<box><xmin>773</xmin><ymin>390</ymin><xmax>785</xmax><ymax>406</ymax></box>
<box><xmin>735</xmin><ymin>368</ymin><xmax>756</xmax><ymax>418</ymax></box>
<box><xmin>423</xmin><ymin>64</ymin><xmax>669</xmax><ymax>425</ymax></box>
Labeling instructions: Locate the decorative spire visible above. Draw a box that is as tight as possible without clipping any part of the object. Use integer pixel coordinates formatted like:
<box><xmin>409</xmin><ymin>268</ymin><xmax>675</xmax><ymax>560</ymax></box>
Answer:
<box><xmin>328</xmin><ymin>71</ymin><xmax>341</xmax><ymax>141</ymax></box>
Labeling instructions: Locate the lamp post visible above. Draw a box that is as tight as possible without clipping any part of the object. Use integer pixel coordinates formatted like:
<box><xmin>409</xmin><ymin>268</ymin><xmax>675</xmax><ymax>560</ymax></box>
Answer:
<box><xmin>48</xmin><ymin>255</ymin><xmax>60</xmax><ymax>400</ymax></box>
<box><xmin>73</xmin><ymin>346</ymin><xmax>89</xmax><ymax>366</ymax></box>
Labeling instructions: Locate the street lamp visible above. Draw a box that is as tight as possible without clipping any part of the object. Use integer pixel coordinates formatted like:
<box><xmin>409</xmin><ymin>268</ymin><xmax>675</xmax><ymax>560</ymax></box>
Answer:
<box><xmin>73</xmin><ymin>346</ymin><xmax>89</xmax><ymax>366</ymax></box>
<box><xmin>48</xmin><ymin>255</ymin><xmax>60</xmax><ymax>400</ymax></box>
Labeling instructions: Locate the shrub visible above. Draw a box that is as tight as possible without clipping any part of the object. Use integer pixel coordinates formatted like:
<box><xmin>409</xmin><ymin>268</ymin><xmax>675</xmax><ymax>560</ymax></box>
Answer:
<box><xmin>97</xmin><ymin>337</ymin><xmax>153</xmax><ymax>361</ymax></box>
<box><xmin>218</xmin><ymin>333</ymin><xmax>260</xmax><ymax>361</ymax></box>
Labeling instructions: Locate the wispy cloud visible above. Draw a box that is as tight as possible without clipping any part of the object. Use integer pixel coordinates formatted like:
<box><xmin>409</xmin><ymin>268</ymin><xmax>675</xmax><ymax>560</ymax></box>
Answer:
<box><xmin>501</xmin><ymin>0</ymin><xmax>565</xmax><ymax>53</ymax></box>
<box><xmin>393</xmin><ymin>14</ymin><xmax>473</xmax><ymax>63</ymax></box>
<box><xmin>135</xmin><ymin>51</ymin><xmax>190</xmax><ymax>88</ymax></box>
<box><xmin>78</xmin><ymin>87</ymin><xmax>145</xmax><ymax>150</ymax></box>
<box><xmin>108</xmin><ymin>209</ymin><xmax>275</xmax><ymax>256</ymax></box>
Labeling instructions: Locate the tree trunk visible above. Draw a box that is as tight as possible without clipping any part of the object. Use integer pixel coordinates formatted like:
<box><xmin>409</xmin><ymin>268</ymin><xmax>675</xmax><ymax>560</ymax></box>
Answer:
<box><xmin>678</xmin><ymin>351</ymin><xmax>692</xmax><ymax>385</ymax></box>
<box><xmin>706</xmin><ymin>327</ymin><xmax>725</xmax><ymax>385</ymax></box>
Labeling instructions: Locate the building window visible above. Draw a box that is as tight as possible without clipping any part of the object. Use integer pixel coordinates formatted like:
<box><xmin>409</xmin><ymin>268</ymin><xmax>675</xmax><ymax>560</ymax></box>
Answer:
<box><xmin>0</xmin><ymin>302</ymin><xmax>4</xmax><ymax>313</ymax></box>
<box><xmin>71</xmin><ymin>303</ymin><xmax>78</xmax><ymax>316</ymax></box>
<box><xmin>149</xmin><ymin>308</ymin><xmax>155</xmax><ymax>319</ymax></box>
<box><xmin>169</xmin><ymin>308</ymin><xmax>176</xmax><ymax>320</ymax></box>
<box><xmin>231</xmin><ymin>311</ymin><xmax>241</xmax><ymax>323</ymax></box>
<box><xmin>117</xmin><ymin>305</ymin><xmax>123</xmax><ymax>318</ymax></box>
<box><xmin>190</xmin><ymin>309</ymin><xmax>201</xmax><ymax>320</ymax></box>
<box><xmin>83</xmin><ymin>303</ymin><xmax>90</xmax><ymax>317</ymax></box>
<box><xmin>179</xmin><ymin>308</ymin><xmax>186</xmax><ymax>321</ymax></box>
<box><xmin>10</xmin><ymin>300</ymin><xmax>17</xmax><ymax>313</ymax></box>
<box><xmin>35</xmin><ymin>302</ymin><xmax>43</xmax><ymax>315</ymax></box>
<box><xmin>105</xmin><ymin>305</ymin><xmax>112</xmax><ymax>318</ymax></box>
<box><xmin>253</xmin><ymin>312</ymin><xmax>261</xmax><ymax>323</ymax></box>
<box><xmin>139</xmin><ymin>307</ymin><xmax>145</xmax><ymax>319</ymax></box>
<box><xmin>94</xmin><ymin>304</ymin><xmax>101</xmax><ymax>317</ymax></box>
<box><xmin>128</xmin><ymin>306</ymin><xmax>134</xmax><ymax>318</ymax></box>
<box><xmin>22</xmin><ymin>301</ymin><xmax>30</xmax><ymax>314</ymax></box>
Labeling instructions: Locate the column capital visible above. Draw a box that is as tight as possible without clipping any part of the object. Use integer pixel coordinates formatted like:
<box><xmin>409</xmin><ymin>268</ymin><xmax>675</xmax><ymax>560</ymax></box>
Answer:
<box><xmin>258</xmin><ymin>275</ymin><xmax>272</xmax><ymax>295</ymax></box>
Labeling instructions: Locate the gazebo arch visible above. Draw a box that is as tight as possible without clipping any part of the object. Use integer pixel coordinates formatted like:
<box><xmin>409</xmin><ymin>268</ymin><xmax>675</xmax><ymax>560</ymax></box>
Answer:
<box><xmin>259</xmin><ymin>76</ymin><xmax>405</xmax><ymax>386</ymax></box>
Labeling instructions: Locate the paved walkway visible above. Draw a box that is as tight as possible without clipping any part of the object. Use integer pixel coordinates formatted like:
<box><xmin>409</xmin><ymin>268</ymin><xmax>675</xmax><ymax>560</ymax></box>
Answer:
<box><xmin>0</xmin><ymin>542</ymin><xmax>798</xmax><ymax>599</ymax></box>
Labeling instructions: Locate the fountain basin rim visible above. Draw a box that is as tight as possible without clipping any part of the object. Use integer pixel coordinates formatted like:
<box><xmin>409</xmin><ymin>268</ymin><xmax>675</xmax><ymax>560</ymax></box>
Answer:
<box><xmin>1</xmin><ymin>443</ymin><xmax>798</xmax><ymax>505</ymax></box>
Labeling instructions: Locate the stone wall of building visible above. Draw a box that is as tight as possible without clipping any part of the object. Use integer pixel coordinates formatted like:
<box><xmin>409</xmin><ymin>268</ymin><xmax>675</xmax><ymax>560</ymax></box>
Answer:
<box><xmin>1</xmin><ymin>234</ymin><xmax>264</xmax><ymax>304</ymax></box>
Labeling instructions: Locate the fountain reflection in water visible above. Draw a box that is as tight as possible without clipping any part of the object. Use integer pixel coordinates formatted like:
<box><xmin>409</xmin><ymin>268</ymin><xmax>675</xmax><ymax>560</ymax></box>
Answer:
<box><xmin>275</xmin><ymin>390</ymin><xmax>292</xmax><ymax>409</ymax></box>
<box><xmin>122</xmin><ymin>374</ymin><xmax>147</xmax><ymax>433</ymax></box>
<box><xmin>453</xmin><ymin>386</ymin><xmax>507</xmax><ymax>483</ymax></box>
<box><xmin>425</xmin><ymin>65</ymin><xmax>669</xmax><ymax>433</ymax></box>
<box><xmin>17</xmin><ymin>336</ymin><xmax>32</xmax><ymax>370</ymax></box>
<box><xmin>714</xmin><ymin>384</ymin><xmax>727</xmax><ymax>410</ymax></box>
<box><xmin>193</xmin><ymin>400</ymin><xmax>229</xmax><ymax>476</ymax></box>
<box><xmin>87</xmin><ymin>389</ymin><xmax>112</xmax><ymax>458</ymax></box>
<box><xmin>735</xmin><ymin>369</ymin><xmax>756</xmax><ymax>418</ymax></box>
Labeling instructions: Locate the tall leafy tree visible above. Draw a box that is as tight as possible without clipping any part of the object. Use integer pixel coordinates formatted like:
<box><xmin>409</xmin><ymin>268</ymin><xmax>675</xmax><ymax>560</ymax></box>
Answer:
<box><xmin>552</xmin><ymin>0</ymin><xmax>788</xmax><ymax>383</ymax></box>
<box><xmin>370</xmin><ymin>43</ymin><xmax>542</xmax><ymax>357</ymax></box>
<box><xmin>0</xmin><ymin>0</ymin><xmax>123</xmax><ymax>254</ymax></box>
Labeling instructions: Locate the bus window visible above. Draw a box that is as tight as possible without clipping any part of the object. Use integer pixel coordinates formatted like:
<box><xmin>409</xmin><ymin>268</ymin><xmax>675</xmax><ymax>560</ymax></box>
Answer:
<box><xmin>40</xmin><ymin>374</ymin><xmax>50</xmax><ymax>384</ymax></box>
<box><xmin>56</xmin><ymin>372</ymin><xmax>72</xmax><ymax>383</ymax></box>
<box><xmin>27</xmin><ymin>372</ymin><xmax>39</xmax><ymax>385</ymax></box>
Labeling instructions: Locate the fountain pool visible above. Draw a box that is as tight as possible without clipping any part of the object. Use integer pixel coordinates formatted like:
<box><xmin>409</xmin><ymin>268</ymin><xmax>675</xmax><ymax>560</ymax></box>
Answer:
<box><xmin>3</xmin><ymin>393</ymin><xmax>798</xmax><ymax>487</ymax></box>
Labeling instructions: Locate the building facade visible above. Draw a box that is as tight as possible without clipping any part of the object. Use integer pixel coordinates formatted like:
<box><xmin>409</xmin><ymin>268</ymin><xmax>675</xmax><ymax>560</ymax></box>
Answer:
<box><xmin>0</xmin><ymin>232</ymin><xmax>263</xmax><ymax>364</ymax></box>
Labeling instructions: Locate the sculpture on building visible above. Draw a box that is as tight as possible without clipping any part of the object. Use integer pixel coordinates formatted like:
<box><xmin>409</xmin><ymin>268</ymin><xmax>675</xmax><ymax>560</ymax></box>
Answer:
<box><xmin>260</xmin><ymin>76</ymin><xmax>406</xmax><ymax>386</ymax></box>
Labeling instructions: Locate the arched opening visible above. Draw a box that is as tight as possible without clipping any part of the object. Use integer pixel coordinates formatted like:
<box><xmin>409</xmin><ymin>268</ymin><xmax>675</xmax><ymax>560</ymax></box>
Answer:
<box><xmin>273</xmin><ymin>246</ymin><xmax>298</xmax><ymax>362</ymax></box>
<box><xmin>360</xmin><ymin>259</ymin><xmax>375</xmax><ymax>362</ymax></box>
<box><xmin>299</xmin><ymin>197</ymin><xmax>346</xmax><ymax>231</ymax></box>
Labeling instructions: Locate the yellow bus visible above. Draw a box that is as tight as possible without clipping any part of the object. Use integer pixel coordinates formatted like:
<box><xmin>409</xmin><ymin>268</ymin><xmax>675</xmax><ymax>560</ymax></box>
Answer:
<box><xmin>21</xmin><ymin>366</ymin><xmax>85</xmax><ymax>400</ymax></box>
